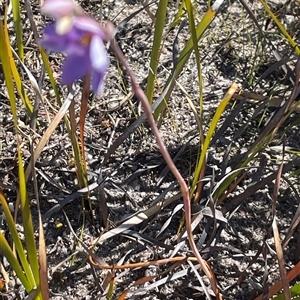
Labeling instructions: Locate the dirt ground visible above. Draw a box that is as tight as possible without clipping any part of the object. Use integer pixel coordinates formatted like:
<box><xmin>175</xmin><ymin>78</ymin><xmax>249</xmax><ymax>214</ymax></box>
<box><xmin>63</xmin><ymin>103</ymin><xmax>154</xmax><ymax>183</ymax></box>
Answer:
<box><xmin>1</xmin><ymin>0</ymin><xmax>300</xmax><ymax>299</ymax></box>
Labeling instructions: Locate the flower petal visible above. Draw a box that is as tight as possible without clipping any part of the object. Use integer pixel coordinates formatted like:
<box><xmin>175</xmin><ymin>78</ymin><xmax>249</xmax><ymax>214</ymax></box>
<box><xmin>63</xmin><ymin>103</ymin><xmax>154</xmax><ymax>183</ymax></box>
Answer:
<box><xmin>41</xmin><ymin>24</ymin><xmax>87</xmax><ymax>56</ymax></box>
<box><xmin>61</xmin><ymin>52</ymin><xmax>91</xmax><ymax>85</ymax></box>
<box><xmin>41</xmin><ymin>0</ymin><xmax>78</xmax><ymax>19</ymax></box>
<box><xmin>89</xmin><ymin>36</ymin><xmax>109</xmax><ymax>94</ymax></box>
<box><xmin>73</xmin><ymin>16</ymin><xmax>107</xmax><ymax>39</ymax></box>
<box><xmin>91</xmin><ymin>68</ymin><xmax>106</xmax><ymax>95</ymax></box>
<box><xmin>40</xmin><ymin>24</ymin><xmax>70</xmax><ymax>52</ymax></box>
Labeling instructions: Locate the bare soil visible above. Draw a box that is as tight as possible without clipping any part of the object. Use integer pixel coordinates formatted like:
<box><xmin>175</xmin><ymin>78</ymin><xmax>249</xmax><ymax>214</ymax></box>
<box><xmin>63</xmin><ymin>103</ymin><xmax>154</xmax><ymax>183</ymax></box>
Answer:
<box><xmin>1</xmin><ymin>0</ymin><xmax>300</xmax><ymax>299</ymax></box>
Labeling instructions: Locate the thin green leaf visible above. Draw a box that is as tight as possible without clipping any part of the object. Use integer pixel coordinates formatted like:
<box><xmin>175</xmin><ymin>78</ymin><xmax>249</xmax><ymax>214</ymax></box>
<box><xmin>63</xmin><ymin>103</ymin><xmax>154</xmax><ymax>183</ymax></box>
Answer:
<box><xmin>1</xmin><ymin>12</ymin><xmax>33</xmax><ymax>116</ymax></box>
<box><xmin>11</xmin><ymin>0</ymin><xmax>24</xmax><ymax>60</ymax></box>
<box><xmin>145</xmin><ymin>0</ymin><xmax>169</xmax><ymax>104</ymax></box>
<box><xmin>185</xmin><ymin>0</ymin><xmax>203</xmax><ymax>115</ymax></box>
<box><xmin>154</xmin><ymin>0</ymin><xmax>224</xmax><ymax>119</ymax></box>
<box><xmin>18</xmin><ymin>147</ymin><xmax>40</xmax><ymax>288</ymax></box>
<box><xmin>190</xmin><ymin>83</ymin><xmax>238</xmax><ymax>197</ymax></box>
<box><xmin>259</xmin><ymin>0</ymin><xmax>300</xmax><ymax>55</ymax></box>
<box><xmin>185</xmin><ymin>0</ymin><xmax>205</xmax><ymax>200</ymax></box>
<box><xmin>0</xmin><ymin>191</ymin><xmax>36</xmax><ymax>288</ymax></box>
<box><xmin>0</xmin><ymin>20</ymin><xmax>18</xmax><ymax>128</ymax></box>
<box><xmin>169</xmin><ymin>1</ymin><xmax>186</xmax><ymax>29</ymax></box>
<box><xmin>0</xmin><ymin>233</ymin><xmax>31</xmax><ymax>292</ymax></box>
<box><xmin>39</xmin><ymin>47</ymin><xmax>61</xmax><ymax>105</ymax></box>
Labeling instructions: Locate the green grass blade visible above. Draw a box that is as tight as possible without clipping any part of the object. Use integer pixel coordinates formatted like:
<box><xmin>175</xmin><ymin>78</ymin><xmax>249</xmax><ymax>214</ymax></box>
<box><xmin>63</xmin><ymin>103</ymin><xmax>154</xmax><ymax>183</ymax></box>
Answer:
<box><xmin>154</xmin><ymin>0</ymin><xmax>224</xmax><ymax>119</ymax></box>
<box><xmin>259</xmin><ymin>0</ymin><xmax>300</xmax><ymax>55</ymax></box>
<box><xmin>1</xmin><ymin>12</ymin><xmax>33</xmax><ymax>116</ymax></box>
<box><xmin>39</xmin><ymin>47</ymin><xmax>61</xmax><ymax>105</ymax></box>
<box><xmin>190</xmin><ymin>83</ymin><xmax>238</xmax><ymax>197</ymax></box>
<box><xmin>11</xmin><ymin>0</ymin><xmax>24</xmax><ymax>60</ymax></box>
<box><xmin>185</xmin><ymin>0</ymin><xmax>204</xmax><ymax>116</ymax></box>
<box><xmin>0</xmin><ymin>233</ymin><xmax>31</xmax><ymax>292</ymax></box>
<box><xmin>185</xmin><ymin>0</ymin><xmax>205</xmax><ymax>198</ymax></box>
<box><xmin>145</xmin><ymin>0</ymin><xmax>169</xmax><ymax>104</ymax></box>
<box><xmin>9</xmin><ymin>46</ymin><xmax>34</xmax><ymax>115</ymax></box>
<box><xmin>169</xmin><ymin>1</ymin><xmax>186</xmax><ymax>29</ymax></box>
<box><xmin>0</xmin><ymin>20</ymin><xmax>18</xmax><ymax>128</ymax></box>
<box><xmin>0</xmin><ymin>191</ymin><xmax>36</xmax><ymax>288</ymax></box>
<box><xmin>18</xmin><ymin>149</ymin><xmax>40</xmax><ymax>289</ymax></box>
<box><xmin>1</xmin><ymin>11</ymin><xmax>41</xmax><ymax>297</ymax></box>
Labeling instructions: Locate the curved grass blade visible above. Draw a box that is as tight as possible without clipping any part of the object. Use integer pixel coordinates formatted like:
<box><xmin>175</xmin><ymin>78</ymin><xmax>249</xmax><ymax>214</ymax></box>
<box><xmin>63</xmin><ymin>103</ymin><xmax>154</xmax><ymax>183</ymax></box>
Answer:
<box><xmin>0</xmin><ymin>15</ymin><xmax>33</xmax><ymax>115</ymax></box>
<box><xmin>190</xmin><ymin>83</ymin><xmax>238</xmax><ymax>199</ymax></box>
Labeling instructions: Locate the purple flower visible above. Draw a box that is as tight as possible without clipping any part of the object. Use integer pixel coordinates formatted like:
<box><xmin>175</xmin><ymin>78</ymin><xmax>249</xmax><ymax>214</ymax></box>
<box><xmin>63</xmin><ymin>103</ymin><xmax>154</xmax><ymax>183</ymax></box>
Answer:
<box><xmin>40</xmin><ymin>0</ymin><xmax>109</xmax><ymax>94</ymax></box>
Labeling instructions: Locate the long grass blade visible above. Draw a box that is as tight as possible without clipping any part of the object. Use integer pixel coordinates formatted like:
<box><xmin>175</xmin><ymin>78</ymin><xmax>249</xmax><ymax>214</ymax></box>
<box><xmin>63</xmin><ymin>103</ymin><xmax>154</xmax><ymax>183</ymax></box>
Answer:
<box><xmin>154</xmin><ymin>0</ymin><xmax>225</xmax><ymax>119</ymax></box>
<box><xmin>259</xmin><ymin>0</ymin><xmax>300</xmax><ymax>55</ymax></box>
<box><xmin>190</xmin><ymin>83</ymin><xmax>238</xmax><ymax>198</ymax></box>
<box><xmin>11</xmin><ymin>0</ymin><xmax>24</xmax><ymax>60</ymax></box>
<box><xmin>145</xmin><ymin>0</ymin><xmax>168</xmax><ymax>104</ymax></box>
<box><xmin>0</xmin><ymin>233</ymin><xmax>31</xmax><ymax>292</ymax></box>
<box><xmin>0</xmin><ymin>192</ymin><xmax>36</xmax><ymax>288</ymax></box>
<box><xmin>0</xmin><ymin>12</ymin><xmax>33</xmax><ymax>115</ymax></box>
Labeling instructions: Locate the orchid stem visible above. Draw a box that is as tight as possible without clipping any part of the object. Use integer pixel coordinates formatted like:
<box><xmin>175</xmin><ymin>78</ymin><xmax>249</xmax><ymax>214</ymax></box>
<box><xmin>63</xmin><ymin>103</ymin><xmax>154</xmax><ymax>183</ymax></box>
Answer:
<box><xmin>109</xmin><ymin>38</ymin><xmax>221</xmax><ymax>298</ymax></box>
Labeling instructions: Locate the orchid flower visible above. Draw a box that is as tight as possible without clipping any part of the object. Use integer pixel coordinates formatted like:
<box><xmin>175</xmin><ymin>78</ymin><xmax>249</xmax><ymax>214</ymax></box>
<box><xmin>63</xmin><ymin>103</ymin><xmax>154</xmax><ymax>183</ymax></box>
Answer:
<box><xmin>40</xmin><ymin>0</ymin><xmax>109</xmax><ymax>94</ymax></box>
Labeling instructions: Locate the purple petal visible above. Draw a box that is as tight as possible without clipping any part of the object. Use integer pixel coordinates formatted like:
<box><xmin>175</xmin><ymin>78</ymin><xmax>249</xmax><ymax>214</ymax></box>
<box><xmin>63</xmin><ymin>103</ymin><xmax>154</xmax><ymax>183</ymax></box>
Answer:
<box><xmin>41</xmin><ymin>24</ymin><xmax>87</xmax><ymax>56</ymax></box>
<box><xmin>41</xmin><ymin>0</ymin><xmax>79</xmax><ymax>19</ymax></box>
<box><xmin>89</xmin><ymin>36</ymin><xmax>109</xmax><ymax>94</ymax></box>
<box><xmin>91</xmin><ymin>68</ymin><xmax>106</xmax><ymax>95</ymax></box>
<box><xmin>61</xmin><ymin>52</ymin><xmax>91</xmax><ymax>85</ymax></box>
<box><xmin>73</xmin><ymin>16</ymin><xmax>107</xmax><ymax>40</ymax></box>
<box><xmin>41</xmin><ymin>23</ymin><xmax>70</xmax><ymax>52</ymax></box>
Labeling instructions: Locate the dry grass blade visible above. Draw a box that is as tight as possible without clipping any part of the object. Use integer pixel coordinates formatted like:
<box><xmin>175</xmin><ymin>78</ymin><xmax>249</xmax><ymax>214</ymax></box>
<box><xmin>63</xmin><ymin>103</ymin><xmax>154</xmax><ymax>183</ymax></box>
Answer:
<box><xmin>25</xmin><ymin>85</ymin><xmax>77</xmax><ymax>181</ymax></box>
<box><xmin>97</xmin><ymin>171</ymin><xmax>108</xmax><ymax>228</ymax></box>
<box><xmin>282</xmin><ymin>201</ymin><xmax>300</xmax><ymax>250</ymax></box>
<box><xmin>239</xmin><ymin>0</ymin><xmax>296</xmax><ymax>83</ymax></box>
<box><xmin>104</xmin><ymin>80</ymin><xmax>173</xmax><ymax>162</ymax></box>
<box><xmin>254</xmin><ymin>261</ymin><xmax>300</xmax><ymax>300</ymax></box>
<box><xmin>188</xmin><ymin>260</ymin><xmax>213</xmax><ymax>300</ymax></box>
<box><xmin>271</xmin><ymin>144</ymin><xmax>290</xmax><ymax>299</ymax></box>
<box><xmin>62</xmin><ymin>211</ymin><xmax>113</xmax><ymax>296</ymax></box>
<box><xmin>95</xmin><ymin>192</ymin><xmax>182</xmax><ymax>244</ymax></box>
<box><xmin>13</xmin><ymin>86</ymin><xmax>77</xmax><ymax>220</ymax></box>
<box><xmin>135</xmin><ymin>263</ymin><xmax>201</xmax><ymax>293</ymax></box>
<box><xmin>222</xmin><ymin>158</ymin><xmax>300</xmax><ymax>214</ymax></box>
<box><xmin>89</xmin><ymin>255</ymin><xmax>196</xmax><ymax>270</ymax></box>
<box><xmin>117</xmin><ymin>275</ymin><xmax>157</xmax><ymax>300</ymax></box>
<box><xmin>42</xmin><ymin>181</ymin><xmax>100</xmax><ymax>221</ymax></box>
<box><xmin>155</xmin><ymin>203</ymin><xmax>183</xmax><ymax>238</ymax></box>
